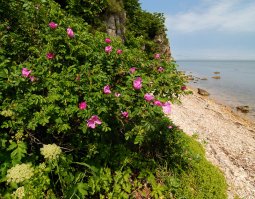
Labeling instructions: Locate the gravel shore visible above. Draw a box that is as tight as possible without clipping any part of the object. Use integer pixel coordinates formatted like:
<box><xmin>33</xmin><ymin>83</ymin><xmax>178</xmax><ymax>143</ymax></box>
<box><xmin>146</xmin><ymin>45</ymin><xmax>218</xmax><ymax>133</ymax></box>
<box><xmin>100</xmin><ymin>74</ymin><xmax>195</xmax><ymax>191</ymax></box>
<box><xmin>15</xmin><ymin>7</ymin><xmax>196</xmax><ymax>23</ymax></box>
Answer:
<box><xmin>169</xmin><ymin>87</ymin><xmax>255</xmax><ymax>199</ymax></box>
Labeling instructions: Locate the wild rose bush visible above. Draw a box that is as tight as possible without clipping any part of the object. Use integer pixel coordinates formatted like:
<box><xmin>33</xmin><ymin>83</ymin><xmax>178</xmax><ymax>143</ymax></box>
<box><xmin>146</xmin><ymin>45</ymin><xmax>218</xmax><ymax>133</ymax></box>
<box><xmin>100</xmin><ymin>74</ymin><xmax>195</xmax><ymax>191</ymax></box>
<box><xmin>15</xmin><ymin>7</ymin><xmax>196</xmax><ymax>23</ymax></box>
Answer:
<box><xmin>0</xmin><ymin>0</ymin><xmax>188</xmax><ymax>198</ymax></box>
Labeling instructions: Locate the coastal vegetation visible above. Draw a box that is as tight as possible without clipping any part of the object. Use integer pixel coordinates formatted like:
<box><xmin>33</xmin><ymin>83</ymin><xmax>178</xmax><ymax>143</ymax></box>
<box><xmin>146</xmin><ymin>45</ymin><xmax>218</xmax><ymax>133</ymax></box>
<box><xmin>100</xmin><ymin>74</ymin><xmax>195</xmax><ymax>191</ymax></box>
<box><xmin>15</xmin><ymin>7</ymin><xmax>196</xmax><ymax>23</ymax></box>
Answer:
<box><xmin>0</xmin><ymin>0</ymin><xmax>227</xmax><ymax>198</ymax></box>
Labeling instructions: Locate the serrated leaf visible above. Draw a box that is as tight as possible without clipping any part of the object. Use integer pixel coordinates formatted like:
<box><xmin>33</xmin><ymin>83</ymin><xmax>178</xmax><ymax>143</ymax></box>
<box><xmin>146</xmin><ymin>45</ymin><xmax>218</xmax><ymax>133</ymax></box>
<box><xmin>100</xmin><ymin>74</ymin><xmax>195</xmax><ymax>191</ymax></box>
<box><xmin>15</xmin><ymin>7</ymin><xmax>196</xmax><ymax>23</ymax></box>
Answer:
<box><xmin>77</xmin><ymin>183</ymin><xmax>88</xmax><ymax>196</ymax></box>
<box><xmin>9</xmin><ymin>142</ymin><xmax>27</xmax><ymax>164</ymax></box>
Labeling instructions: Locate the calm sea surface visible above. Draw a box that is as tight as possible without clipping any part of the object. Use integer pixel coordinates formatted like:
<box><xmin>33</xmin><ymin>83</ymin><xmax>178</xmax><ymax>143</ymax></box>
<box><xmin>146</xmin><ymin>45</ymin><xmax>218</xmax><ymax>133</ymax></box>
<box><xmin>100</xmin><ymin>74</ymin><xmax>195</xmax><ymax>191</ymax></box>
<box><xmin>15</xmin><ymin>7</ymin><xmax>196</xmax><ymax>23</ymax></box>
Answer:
<box><xmin>177</xmin><ymin>60</ymin><xmax>255</xmax><ymax>119</ymax></box>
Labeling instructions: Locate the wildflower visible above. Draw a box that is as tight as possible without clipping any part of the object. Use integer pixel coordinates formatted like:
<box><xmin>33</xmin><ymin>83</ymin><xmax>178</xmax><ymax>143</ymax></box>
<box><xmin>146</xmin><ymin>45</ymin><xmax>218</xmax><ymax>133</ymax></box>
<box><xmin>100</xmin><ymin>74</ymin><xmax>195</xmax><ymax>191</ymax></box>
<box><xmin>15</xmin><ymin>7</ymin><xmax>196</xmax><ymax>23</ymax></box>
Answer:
<box><xmin>67</xmin><ymin>28</ymin><xmax>75</xmax><ymax>38</ymax></box>
<box><xmin>6</xmin><ymin>164</ymin><xmax>34</xmax><ymax>184</ymax></box>
<box><xmin>12</xmin><ymin>186</ymin><xmax>25</xmax><ymax>199</ymax></box>
<box><xmin>154</xmin><ymin>53</ymin><xmax>160</xmax><ymax>59</ymax></box>
<box><xmin>29</xmin><ymin>76</ymin><xmax>35</xmax><ymax>82</ymax></box>
<box><xmin>38</xmin><ymin>163</ymin><xmax>46</xmax><ymax>171</ymax></box>
<box><xmin>48</xmin><ymin>22</ymin><xmax>58</xmax><ymax>29</ymax></box>
<box><xmin>117</xmin><ymin>49</ymin><xmax>122</xmax><ymax>54</ymax></box>
<box><xmin>46</xmin><ymin>52</ymin><xmax>54</xmax><ymax>60</ymax></box>
<box><xmin>105</xmin><ymin>38</ymin><xmax>111</xmax><ymax>43</ymax></box>
<box><xmin>115</xmin><ymin>92</ymin><xmax>121</xmax><ymax>97</ymax></box>
<box><xmin>168</xmin><ymin>126</ymin><xmax>173</xmax><ymax>129</ymax></box>
<box><xmin>40</xmin><ymin>144</ymin><xmax>62</xmax><ymax>160</ymax></box>
<box><xmin>181</xmin><ymin>85</ymin><xmax>187</xmax><ymax>90</ymax></box>
<box><xmin>87</xmin><ymin>115</ymin><xmax>102</xmax><ymax>129</ymax></box>
<box><xmin>1</xmin><ymin>110</ymin><xmax>14</xmax><ymax>117</ymax></box>
<box><xmin>103</xmin><ymin>85</ymin><xmax>111</xmax><ymax>94</ymax></box>
<box><xmin>154</xmin><ymin>100</ymin><xmax>162</xmax><ymax>106</ymax></box>
<box><xmin>22</xmin><ymin>68</ymin><xmax>31</xmax><ymax>77</ymax></box>
<box><xmin>121</xmin><ymin>111</ymin><xmax>129</xmax><ymax>118</ymax></box>
<box><xmin>133</xmin><ymin>77</ymin><xmax>142</xmax><ymax>90</ymax></box>
<box><xmin>162</xmin><ymin>101</ymin><xmax>171</xmax><ymax>114</ymax></box>
<box><xmin>79</xmin><ymin>101</ymin><xmax>87</xmax><ymax>110</ymax></box>
<box><xmin>144</xmin><ymin>93</ymin><xmax>154</xmax><ymax>102</ymax></box>
<box><xmin>105</xmin><ymin>46</ymin><xmax>112</xmax><ymax>53</ymax></box>
<box><xmin>157</xmin><ymin>67</ymin><xmax>164</xmax><ymax>72</ymax></box>
<box><xmin>129</xmin><ymin>67</ymin><xmax>136</xmax><ymax>74</ymax></box>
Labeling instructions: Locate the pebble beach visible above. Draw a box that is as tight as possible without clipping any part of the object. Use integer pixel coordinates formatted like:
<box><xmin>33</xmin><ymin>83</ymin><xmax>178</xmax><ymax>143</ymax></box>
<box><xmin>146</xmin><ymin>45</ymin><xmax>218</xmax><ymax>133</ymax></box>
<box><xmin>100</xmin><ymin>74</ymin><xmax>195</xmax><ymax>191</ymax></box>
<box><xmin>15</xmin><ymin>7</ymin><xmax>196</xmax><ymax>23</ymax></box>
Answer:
<box><xmin>169</xmin><ymin>86</ymin><xmax>255</xmax><ymax>199</ymax></box>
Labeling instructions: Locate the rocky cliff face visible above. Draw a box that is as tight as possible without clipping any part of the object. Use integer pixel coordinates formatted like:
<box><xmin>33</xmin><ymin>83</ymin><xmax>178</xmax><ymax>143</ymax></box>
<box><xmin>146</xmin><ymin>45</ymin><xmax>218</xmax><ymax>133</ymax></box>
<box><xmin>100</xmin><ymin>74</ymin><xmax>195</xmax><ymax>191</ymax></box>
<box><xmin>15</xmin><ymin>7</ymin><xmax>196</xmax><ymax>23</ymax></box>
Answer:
<box><xmin>104</xmin><ymin>12</ymin><xmax>172</xmax><ymax>60</ymax></box>
<box><xmin>105</xmin><ymin>12</ymin><xmax>126</xmax><ymax>38</ymax></box>
<box><xmin>154</xmin><ymin>33</ymin><xmax>172</xmax><ymax>61</ymax></box>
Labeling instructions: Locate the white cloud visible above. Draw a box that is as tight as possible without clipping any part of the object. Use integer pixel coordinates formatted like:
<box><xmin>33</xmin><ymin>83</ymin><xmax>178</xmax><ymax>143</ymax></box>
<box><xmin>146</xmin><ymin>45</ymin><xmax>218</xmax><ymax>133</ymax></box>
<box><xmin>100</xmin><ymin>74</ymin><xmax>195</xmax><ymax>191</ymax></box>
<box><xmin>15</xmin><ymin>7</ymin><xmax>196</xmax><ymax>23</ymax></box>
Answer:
<box><xmin>166</xmin><ymin>0</ymin><xmax>255</xmax><ymax>33</ymax></box>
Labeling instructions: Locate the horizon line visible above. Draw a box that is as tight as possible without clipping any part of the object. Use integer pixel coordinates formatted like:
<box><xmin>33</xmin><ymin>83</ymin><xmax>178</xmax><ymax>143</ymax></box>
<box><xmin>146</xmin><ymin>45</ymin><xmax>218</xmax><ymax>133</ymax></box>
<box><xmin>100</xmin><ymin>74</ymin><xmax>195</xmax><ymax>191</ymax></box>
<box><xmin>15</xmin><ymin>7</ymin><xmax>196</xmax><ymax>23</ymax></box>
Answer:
<box><xmin>175</xmin><ymin>59</ymin><xmax>255</xmax><ymax>61</ymax></box>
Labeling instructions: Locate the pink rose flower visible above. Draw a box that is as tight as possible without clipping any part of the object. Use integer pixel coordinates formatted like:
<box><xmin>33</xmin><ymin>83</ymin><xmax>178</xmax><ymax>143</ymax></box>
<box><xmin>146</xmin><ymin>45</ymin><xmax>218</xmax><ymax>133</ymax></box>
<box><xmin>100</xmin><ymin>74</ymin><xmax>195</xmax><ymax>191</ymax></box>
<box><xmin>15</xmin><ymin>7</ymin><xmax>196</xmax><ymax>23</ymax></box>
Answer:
<box><xmin>162</xmin><ymin>101</ymin><xmax>171</xmax><ymax>114</ymax></box>
<box><xmin>48</xmin><ymin>22</ymin><xmax>58</xmax><ymax>29</ymax></box>
<box><xmin>117</xmin><ymin>49</ymin><xmax>122</xmax><ymax>54</ymax></box>
<box><xmin>154</xmin><ymin>100</ymin><xmax>162</xmax><ymax>106</ymax></box>
<box><xmin>87</xmin><ymin>115</ymin><xmax>102</xmax><ymax>129</ymax></box>
<box><xmin>103</xmin><ymin>85</ymin><xmax>111</xmax><ymax>94</ymax></box>
<box><xmin>115</xmin><ymin>92</ymin><xmax>121</xmax><ymax>97</ymax></box>
<box><xmin>67</xmin><ymin>28</ymin><xmax>75</xmax><ymax>38</ymax></box>
<box><xmin>105</xmin><ymin>46</ymin><xmax>112</xmax><ymax>53</ymax></box>
<box><xmin>22</xmin><ymin>68</ymin><xmax>31</xmax><ymax>77</ymax></box>
<box><xmin>29</xmin><ymin>76</ymin><xmax>35</xmax><ymax>82</ymax></box>
<box><xmin>133</xmin><ymin>77</ymin><xmax>142</xmax><ymax>90</ymax></box>
<box><xmin>144</xmin><ymin>93</ymin><xmax>154</xmax><ymax>102</ymax></box>
<box><xmin>158</xmin><ymin>67</ymin><xmax>164</xmax><ymax>72</ymax></box>
<box><xmin>79</xmin><ymin>101</ymin><xmax>87</xmax><ymax>110</ymax></box>
<box><xmin>46</xmin><ymin>53</ymin><xmax>54</xmax><ymax>60</ymax></box>
<box><xmin>105</xmin><ymin>38</ymin><xmax>111</xmax><ymax>43</ymax></box>
<box><xmin>129</xmin><ymin>67</ymin><xmax>136</xmax><ymax>74</ymax></box>
<box><xmin>181</xmin><ymin>86</ymin><xmax>187</xmax><ymax>90</ymax></box>
<box><xmin>154</xmin><ymin>53</ymin><xmax>160</xmax><ymax>59</ymax></box>
<box><xmin>121</xmin><ymin>111</ymin><xmax>129</xmax><ymax>118</ymax></box>
<box><xmin>168</xmin><ymin>125</ymin><xmax>173</xmax><ymax>129</ymax></box>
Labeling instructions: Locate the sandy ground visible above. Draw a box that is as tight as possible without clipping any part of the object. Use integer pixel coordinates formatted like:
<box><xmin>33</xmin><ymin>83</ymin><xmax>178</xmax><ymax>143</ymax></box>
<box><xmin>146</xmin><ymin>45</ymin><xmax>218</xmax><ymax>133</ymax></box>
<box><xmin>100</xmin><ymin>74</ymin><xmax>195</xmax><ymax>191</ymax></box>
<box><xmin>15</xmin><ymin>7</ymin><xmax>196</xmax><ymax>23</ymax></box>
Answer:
<box><xmin>169</xmin><ymin>87</ymin><xmax>255</xmax><ymax>199</ymax></box>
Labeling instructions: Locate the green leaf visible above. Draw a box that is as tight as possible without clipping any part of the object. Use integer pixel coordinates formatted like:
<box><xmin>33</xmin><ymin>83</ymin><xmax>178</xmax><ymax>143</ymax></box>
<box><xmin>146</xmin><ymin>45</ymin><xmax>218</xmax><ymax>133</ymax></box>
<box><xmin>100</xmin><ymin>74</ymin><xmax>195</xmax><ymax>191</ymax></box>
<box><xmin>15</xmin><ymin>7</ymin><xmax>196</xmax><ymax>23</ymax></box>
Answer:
<box><xmin>72</xmin><ymin>162</ymin><xmax>98</xmax><ymax>174</ymax></box>
<box><xmin>76</xmin><ymin>183</ymin><xmax>88</xmax><ymax>196</ymax></box>
<box><xmin>8</xmin><ymin>142</ymin><xmax>27</xmax><ymax>164</ymax></box>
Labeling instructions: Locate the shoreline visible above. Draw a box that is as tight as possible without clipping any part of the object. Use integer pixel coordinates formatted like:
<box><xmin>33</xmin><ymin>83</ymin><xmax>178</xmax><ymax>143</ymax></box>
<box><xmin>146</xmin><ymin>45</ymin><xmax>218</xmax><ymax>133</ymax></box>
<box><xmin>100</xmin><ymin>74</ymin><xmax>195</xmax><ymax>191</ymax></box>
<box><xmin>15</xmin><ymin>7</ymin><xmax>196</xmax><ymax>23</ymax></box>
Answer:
<box><xmin>177</xmin><ymin>60</ymin><xmax>255</xmax><ymax>121</ymax></box>
<box><xmin>169</xmin><ymin>86</ymin><xmax>255</xmax><ymax>199</ymax></box>
<box><xmin>189</xmin><ymin>85</ymin><xmax>255</xmax><ymax>125</ymax></box>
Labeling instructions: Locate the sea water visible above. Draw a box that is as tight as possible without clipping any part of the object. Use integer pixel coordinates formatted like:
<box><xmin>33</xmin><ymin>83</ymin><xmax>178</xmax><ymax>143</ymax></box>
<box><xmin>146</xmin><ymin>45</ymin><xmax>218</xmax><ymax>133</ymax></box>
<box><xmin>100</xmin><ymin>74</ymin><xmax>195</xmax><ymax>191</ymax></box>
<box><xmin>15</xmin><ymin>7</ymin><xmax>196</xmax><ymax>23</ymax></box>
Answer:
<box><xmin>177</xmin><ymin>60</ymin><xmax>255</xmax><ymax>119</ymax></box>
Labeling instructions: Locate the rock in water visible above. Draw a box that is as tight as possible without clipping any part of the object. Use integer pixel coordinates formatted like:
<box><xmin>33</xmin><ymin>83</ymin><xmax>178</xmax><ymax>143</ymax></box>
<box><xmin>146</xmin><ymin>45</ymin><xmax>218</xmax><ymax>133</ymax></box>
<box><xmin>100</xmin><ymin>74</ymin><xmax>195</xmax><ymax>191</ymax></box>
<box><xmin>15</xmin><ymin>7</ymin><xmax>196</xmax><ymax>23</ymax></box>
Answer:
<box><xmin>214</xmin><ymin>71</ymin><xmax>220</xmax><ymax>74</ymax></box>
<box><xmin>198</xmin><ymin>88</ymin><xmax>210</xmax><ymax>96</ymax></box>
<box><xmin>201</xmin><ymin>77</ymin><xmax>208</xmax><ymax>80</ymax></box>
<box><xmin>212</xmin><ymin>76</ymin><xmax>221</xmax><ymax>79</ymax></box>
<box><xmin>236</xmin><ymin>106</ymin><xmax>249</xmax><ymax>113</ymax></box>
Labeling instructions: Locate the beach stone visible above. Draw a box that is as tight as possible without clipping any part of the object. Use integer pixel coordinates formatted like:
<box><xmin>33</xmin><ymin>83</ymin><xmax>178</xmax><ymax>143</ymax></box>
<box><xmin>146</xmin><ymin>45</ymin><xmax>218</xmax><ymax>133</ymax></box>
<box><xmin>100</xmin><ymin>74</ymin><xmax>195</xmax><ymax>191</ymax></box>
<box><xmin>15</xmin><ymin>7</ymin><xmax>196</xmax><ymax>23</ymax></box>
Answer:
<box><xmin>201</xmin><ymin>78</ymin><xmax>208</xmax><ymax>80</ymax></box>
<box><xmin>212</xmin><ymin>76</ymin><xmax>221</xmax><ymax>79</ymax></box>
<box><xmin>198</xmin><ymin>88</ymin><xmax>210</xmax><ymax>96</ymax></box>
<box><xmin>187</xmin><ymin>76</ymin><xmax>194</xmax><ymax>80</ymax></box>
<box><xmin>214</xmin><ymin>71</ymin><xmax>220</xmax><ymax>74</ymax></box>
<box><xmin>236</xmin><ymin>106</ymin><xmax>249</xmax><ymax>113</ymax></box>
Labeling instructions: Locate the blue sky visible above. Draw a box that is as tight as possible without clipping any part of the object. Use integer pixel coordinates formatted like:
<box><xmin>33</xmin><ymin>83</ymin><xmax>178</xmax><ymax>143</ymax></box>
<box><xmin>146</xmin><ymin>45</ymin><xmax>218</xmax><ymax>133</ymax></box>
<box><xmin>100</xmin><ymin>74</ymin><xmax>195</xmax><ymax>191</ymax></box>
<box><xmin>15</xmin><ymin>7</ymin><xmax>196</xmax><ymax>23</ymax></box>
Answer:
<box><xmin>139</xmin><ymin>0</ymin><xmax>255</xmax><ymax>60</ymax></box>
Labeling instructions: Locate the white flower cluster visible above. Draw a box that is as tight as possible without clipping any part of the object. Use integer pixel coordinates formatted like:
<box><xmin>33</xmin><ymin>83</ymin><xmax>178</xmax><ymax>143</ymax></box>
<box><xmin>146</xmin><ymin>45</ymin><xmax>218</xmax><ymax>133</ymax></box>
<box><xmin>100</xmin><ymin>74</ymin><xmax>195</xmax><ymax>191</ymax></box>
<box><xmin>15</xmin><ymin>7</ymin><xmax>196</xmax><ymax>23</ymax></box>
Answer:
<box><xmin>6</xmin><ymin>164</ymin><xmax>34</xmax><ymax>184</ymax></box>
<box><xmin>1</xmin><ymin>109</ymin><xmax>14</xmax><ymax>117</ymax></box>
<box><xmin>40</xmin><ymin>144</ymin><xmax>62</xmax><ymax>160</ymax></box>
<box><xmin>12</xmin><ymin>186</ymin><xmax>25</xmax><ymax>199</ymax></box>
<box><xmin>38</xmin><ymin>163</ymin><xmax>46</xmax><ymax>171</ymax></box>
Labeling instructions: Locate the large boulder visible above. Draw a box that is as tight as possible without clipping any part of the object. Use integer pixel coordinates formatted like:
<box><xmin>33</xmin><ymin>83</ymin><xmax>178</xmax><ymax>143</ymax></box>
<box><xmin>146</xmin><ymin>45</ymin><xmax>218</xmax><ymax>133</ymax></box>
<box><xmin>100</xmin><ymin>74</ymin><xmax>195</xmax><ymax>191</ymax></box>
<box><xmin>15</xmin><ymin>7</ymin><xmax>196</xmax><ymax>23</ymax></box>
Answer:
<box><xmin>187</xmin><ymin>75</ymin><xmax>195</xmax><ymax>80</ymax></box>
<box><xmin>236</xmin><ymin>106</ymin><xmax>249</xmax><ymax>113</ymax></box>
<box><xmin>198</xmin><ymin>88</ymin><xmax>210</xmax><ymax>96</ymax></box>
